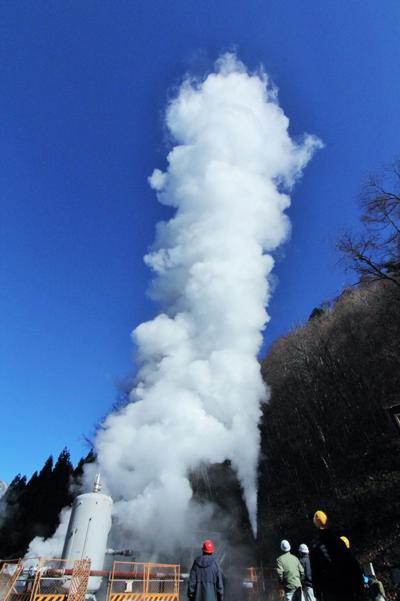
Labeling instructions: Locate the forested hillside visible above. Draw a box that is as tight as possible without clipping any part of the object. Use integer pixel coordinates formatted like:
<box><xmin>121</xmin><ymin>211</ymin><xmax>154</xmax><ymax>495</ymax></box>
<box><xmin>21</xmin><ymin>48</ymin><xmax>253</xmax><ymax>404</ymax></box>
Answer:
<box><xmin>258</xmin><ymin>280</ymin><xmax>400</xmax><ymax>554</ymax></box>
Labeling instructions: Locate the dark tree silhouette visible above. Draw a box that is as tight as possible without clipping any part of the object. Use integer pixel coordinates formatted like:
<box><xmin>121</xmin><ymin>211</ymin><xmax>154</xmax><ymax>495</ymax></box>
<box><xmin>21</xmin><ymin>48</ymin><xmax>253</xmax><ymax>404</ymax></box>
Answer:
<box><xmin>338</xmin><ymin>162</ymin><xmax>400</xmax><ymax>287</ymax></box>
<box><xmin>0</xmin><ymin>475</ymin><xmax>27</xmax><ymax>558</ymax></box>
<box><xmin>0</xmin><ymin>449</ymin><xmax>94</xmax><ymax>559</ymax></box>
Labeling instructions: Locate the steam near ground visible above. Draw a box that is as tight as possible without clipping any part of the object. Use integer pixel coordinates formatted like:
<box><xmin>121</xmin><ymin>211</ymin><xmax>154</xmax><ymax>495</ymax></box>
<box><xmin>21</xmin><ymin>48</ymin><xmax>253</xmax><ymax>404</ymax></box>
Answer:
<box><xmin>28</xmin><ymin>53</ymin><xmax>321</xmax><ymax>559</ymax></box>
<box><xmin>27</xmin><ymin>507</ymin><xmax>71</xmax><ymax>560</ymax></box>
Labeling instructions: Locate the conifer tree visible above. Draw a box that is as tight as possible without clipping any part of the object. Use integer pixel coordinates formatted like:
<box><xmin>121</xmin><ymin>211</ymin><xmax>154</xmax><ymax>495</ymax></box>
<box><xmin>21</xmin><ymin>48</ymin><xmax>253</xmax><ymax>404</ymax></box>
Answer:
<box><xmin>0</xmin><ymin>449</ymin><xmax>95</xmax><ymax>558</ymax></box>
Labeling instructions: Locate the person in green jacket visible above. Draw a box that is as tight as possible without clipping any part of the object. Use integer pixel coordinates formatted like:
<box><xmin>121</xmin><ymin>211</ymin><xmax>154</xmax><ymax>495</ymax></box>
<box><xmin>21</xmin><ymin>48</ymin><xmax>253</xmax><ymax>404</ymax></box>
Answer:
<box><xmin>276</xmin><ymin>540</ymin><xmax>305</xmax><ymax>601</ymax></box>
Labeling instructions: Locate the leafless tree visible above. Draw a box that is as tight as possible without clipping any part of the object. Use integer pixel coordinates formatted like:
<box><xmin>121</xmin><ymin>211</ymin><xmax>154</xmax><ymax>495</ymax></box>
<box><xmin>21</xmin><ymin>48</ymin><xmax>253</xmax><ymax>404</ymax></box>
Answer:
<box><xmin>338</xmin><ymin>162</ymin><xmax>400</xmax><ymax>287</ymax></box>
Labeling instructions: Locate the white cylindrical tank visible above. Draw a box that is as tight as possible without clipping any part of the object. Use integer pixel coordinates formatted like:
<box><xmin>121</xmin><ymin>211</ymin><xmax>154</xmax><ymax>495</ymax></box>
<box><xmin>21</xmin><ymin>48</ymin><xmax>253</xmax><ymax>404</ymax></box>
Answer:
<box><xmin>62</xmin><ymin>476</ymin><xmax>112</xmax><ymax>592</ymax></box>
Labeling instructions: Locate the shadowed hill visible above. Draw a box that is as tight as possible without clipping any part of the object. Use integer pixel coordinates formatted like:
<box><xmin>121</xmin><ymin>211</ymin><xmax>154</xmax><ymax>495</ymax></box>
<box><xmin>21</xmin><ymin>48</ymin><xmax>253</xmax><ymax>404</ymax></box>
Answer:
<box><xmin>258</xmin><ymin>279</ymin><xmax>400</xmax><ymax>591</ymax></box>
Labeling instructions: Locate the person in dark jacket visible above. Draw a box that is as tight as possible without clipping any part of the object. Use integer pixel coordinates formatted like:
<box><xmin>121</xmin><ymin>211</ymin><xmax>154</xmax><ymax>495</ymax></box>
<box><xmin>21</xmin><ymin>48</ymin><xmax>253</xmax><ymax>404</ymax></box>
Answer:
<box><xmin>188</xmin><ymin>539</ymin><xmax>224</xmax><ymax>601</ymax></box>
<box><xmin>310</xmin><ymin>511</ymin><xmax>364</xmax><ymax>601</ymax></box>
<box><xmin>299</xmin><ymin>544</ymin><xmax>315</xmax><ymax>601</ymax></box>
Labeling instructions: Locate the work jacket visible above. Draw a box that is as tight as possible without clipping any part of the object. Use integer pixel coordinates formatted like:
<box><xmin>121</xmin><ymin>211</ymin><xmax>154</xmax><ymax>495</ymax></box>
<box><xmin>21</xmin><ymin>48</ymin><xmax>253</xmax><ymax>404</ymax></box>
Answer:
<box><xmin>276</xmin><ymin>552</ymin><xmax>304</xmax><ymax>591</ymax></box>
<box><xmin>188</xmin><ymin>554</ymin><xmax>224</xmax><ymax>601</ymax></box>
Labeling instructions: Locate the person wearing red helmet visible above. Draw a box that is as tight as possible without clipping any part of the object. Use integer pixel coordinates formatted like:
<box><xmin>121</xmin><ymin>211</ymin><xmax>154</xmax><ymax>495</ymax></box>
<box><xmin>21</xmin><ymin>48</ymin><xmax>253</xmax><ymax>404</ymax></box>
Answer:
<box><xmin>203</xmin><ymin>540</ymin><xmax>214</xmax><ymax>554</ymax></box>
<box><xmin>188</xmin><ymin>540</ymin><xmax>224</xmax><ymax>601</ymax></box>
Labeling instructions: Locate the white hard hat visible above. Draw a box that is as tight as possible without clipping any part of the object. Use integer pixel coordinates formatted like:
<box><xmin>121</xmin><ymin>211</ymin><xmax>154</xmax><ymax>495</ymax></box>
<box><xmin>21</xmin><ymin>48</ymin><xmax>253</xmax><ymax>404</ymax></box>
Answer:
<box><xmin>280</xmin><ymin>540</ymin><xmax>291</xmax><ymax>552</ymax></box>
<box><xmin>299</xmin><ymin>543</ymin><xmax>309</xmax><ymax>554</ymax></box>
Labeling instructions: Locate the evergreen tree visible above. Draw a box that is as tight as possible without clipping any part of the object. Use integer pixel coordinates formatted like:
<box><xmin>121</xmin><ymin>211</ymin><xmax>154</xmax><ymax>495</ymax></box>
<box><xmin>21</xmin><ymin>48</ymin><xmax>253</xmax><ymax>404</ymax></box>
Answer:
<box><xmin>49</xmin><ymin>448</ymin><xmax>74</xmax><ymax>532</ymax></box>
<box><xmin>0</xmin><ymin>475</ymin><xmax>27</xmax><ymax>558</ymax></box>
<box><xmin>0</xmin><ymin>449</ymin><xmax>95</xmax><ymax>558</ymax></box>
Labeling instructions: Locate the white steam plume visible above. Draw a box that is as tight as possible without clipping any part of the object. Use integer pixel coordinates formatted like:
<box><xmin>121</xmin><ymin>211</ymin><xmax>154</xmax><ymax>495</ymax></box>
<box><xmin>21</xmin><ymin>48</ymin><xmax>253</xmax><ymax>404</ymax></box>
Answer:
<box><xmin>26</xmin><ymin>507</ymin><xmax>71</xmax><ymax>559</ymax></box>
<box><xmin>87</xmin><ymin>53</ymin><xmax>322</xmax><ymax>553</ymax></box>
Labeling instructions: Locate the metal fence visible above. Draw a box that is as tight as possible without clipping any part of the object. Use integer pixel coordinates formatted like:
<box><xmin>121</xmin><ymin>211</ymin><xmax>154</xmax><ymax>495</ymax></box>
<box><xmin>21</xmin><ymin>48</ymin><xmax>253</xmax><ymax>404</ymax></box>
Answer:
<box><xmin>0</xmin><ymin>560</ymin><xmax>23</xmax><ymax>601</ymax></box>
<box><xmin>5</xmin><ymin>558</ymin><xmax>90</xmax><ymax>601</ymax></box>
<box><xmin>107</xmin><ymin>561</ymin><xmax>180</xmax><ymax>601</ymax></box>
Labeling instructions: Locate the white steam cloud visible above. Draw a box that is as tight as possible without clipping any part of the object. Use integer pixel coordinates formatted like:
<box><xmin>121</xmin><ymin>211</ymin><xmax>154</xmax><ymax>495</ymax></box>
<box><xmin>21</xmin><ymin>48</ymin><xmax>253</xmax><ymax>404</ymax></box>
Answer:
<box><xmin>26</xmin><ymin>507</ymin><xmax>71</xmax><ymax>559</ymax></box>
<box><xmin>1</xmin><ymin>54</ymin><xmax>308</xmax><ymax>557</ymax></box>
<box><xmin>28</xmin><ymin>54</ymin><xmax>322</xmax><ymax>555</ymax></box>
<box><xmin>85</xmin><ymin>53</ymin><xmax>321</xmax><ymax>553</ymax></box>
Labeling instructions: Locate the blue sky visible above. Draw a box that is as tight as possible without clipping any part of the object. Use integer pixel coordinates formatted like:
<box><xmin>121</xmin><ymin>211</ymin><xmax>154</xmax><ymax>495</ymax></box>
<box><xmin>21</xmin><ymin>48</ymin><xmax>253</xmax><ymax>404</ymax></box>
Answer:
<box><xmin>1</xmin><ymin>1</ymin><xmax>399</xmax><ymax>483</ymax></box>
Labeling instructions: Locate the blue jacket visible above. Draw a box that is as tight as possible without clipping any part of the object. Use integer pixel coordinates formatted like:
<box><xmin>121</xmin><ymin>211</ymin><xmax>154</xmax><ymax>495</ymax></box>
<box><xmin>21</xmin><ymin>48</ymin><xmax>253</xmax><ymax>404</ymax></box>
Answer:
<box><xmin>188</xmin><ymin>554</ymin><xmax>224</xmax><ymax>601</ymax></box>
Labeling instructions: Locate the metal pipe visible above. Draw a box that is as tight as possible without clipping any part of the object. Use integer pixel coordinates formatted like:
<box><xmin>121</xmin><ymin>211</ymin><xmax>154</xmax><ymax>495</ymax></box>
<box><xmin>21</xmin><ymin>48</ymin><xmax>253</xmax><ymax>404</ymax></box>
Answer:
<box><xmin>43</xmin><ymin>569</ymin><xmax>176</xmax><ymax>579</ymax></box>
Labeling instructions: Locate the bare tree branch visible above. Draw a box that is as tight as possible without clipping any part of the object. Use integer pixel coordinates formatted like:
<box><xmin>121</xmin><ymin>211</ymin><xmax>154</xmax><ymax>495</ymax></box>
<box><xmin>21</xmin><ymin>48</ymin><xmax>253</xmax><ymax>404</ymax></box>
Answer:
<box><xmin>338</xmin><ymin>162</ymin><xmax>400</xmax><ymax>287</ymax></box>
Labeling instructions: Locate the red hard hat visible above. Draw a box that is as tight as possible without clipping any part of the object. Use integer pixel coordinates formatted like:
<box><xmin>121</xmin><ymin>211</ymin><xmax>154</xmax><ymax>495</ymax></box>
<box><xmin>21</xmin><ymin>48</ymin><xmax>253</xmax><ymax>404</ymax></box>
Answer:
<box><xmin>202</xmin><ymin>539</ymin><xmax>214</xmax><ymax>554</ymax></box>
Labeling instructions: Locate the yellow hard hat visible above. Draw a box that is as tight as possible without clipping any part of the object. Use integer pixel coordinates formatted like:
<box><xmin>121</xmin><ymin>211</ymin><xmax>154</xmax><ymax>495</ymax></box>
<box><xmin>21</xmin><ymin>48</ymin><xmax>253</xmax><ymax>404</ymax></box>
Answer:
<box><xmin>313</xmin><ymin>510</ymin><xmax>328</xmax><ymax>529</ymax></box>
<box><xmin>340</xmin><ymin>536</ymin><xmax>350</xmax><ymax>549</ymax></box>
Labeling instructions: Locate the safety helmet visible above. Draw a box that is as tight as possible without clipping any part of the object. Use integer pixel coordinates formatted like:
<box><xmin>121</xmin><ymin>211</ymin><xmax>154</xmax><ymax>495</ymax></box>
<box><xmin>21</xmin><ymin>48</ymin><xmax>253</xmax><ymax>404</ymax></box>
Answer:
<box><xmin>202</xmin><ymin>539</ymin><xmax>214</xmax><ymax>554</ymax></box>
<box><xmin>299</xmin><ymin>544</ymin><xmax>309</xmax><ymax>554</ymax></box>
<box><xmin>313</xmin><ymin>510</ymin><xmax>328</xmax><ymax>529</ymax></box>
<box><xmin>280</xmin><ymin>540</ymin><xmax>291</xmax><ymax>552</ymax></box>
<box><xmin>340</xmin><ymin>536</ymin><xmax>350</xmax><ymax>549</ymax></box>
